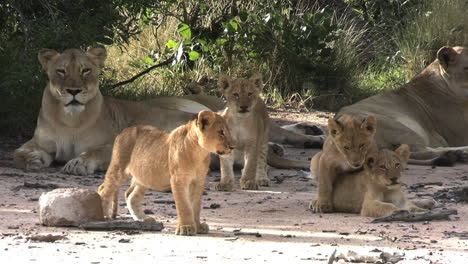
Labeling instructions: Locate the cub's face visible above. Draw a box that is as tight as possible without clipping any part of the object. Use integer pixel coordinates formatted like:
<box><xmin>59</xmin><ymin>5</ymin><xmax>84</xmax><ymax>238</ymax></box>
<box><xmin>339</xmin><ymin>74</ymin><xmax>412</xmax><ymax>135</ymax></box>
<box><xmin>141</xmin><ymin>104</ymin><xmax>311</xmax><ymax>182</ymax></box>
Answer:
<box><xmin>38</xmin><ymin>46</ymin><xmax>107</xmax><ymax>114</ymax></box>
<box><xmin>196</xmin><ymin>110</ymin><xmax>235</xmax><ymax>156</ymax></box>
<box><xmin>218</xmin><ymin>74</ymin><xmax>263</xmax><ymax>117</ymax></box>
<box><xmin>328</xmin><ymin>115</ymin><xmax>377</xmax><ymax>169</ymax></box>
<box><xmin>365</xmin><ymin>144</ymin><xmax>410</xmax><ymax>189</ymax></box>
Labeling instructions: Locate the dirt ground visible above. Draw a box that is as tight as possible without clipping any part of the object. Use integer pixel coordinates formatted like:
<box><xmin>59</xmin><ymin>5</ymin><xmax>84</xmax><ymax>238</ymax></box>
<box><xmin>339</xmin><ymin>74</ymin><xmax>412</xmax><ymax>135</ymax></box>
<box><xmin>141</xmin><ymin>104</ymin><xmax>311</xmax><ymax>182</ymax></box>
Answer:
<box><xmin>1</xmin><ymin>108</ymin><xmax>467</xmax><ymax>263</ymax></box>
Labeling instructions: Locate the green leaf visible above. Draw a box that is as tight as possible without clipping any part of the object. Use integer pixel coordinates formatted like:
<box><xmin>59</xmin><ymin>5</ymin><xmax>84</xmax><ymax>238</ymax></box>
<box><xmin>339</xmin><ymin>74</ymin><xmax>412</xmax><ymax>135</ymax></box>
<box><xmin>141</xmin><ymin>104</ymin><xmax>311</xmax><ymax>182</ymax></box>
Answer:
<box><xmin>188</xmin><ymin>51</ymin><xmax>200</xmax><ymax>61</ymax></box>
<box><xmin>178</xmin><ymin>23</ymin><xmax>192</xmax><ymax>39</ymax></box>
<box><xmin>229</xmin><ymin>20</ymin><xmax>238</xmax><ymax>31</ymax></box>
<box><xmin>166</xmin><ymin>39</ymin><xmax>177</xmax><ymax>49</ymax></box>
<box><xmin>216</xmin><ymin>38</ymin><xmax>228</xmax><ymax>45</ymax></box>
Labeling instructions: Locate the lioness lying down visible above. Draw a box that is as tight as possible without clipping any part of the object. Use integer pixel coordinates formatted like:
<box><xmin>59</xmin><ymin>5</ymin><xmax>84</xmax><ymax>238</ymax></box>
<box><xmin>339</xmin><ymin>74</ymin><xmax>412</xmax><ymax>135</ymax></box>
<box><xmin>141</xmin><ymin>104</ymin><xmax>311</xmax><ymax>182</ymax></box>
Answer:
<box><xmin>98</xmin><ymin>110</ymin><xmax>234</xmax><ymax>235</ymax></box>
<box><xmin>13</xmin><ymin>46</ymin><xmax>320</xmax><ymax>175</ymax></box>
<box><xmin>338</xmin><ymin>46</ymin><xmax>468</xmax><ymax>166</ymax></box>
<box><xmin>332</xmin><ymin>144</ymin><xmax>427</xmax><ymax>217</ymax></box>
<box><xmin>310</xmin><ymin>114</ymin><xmax>378</xmax><ymax>213</ymax></box>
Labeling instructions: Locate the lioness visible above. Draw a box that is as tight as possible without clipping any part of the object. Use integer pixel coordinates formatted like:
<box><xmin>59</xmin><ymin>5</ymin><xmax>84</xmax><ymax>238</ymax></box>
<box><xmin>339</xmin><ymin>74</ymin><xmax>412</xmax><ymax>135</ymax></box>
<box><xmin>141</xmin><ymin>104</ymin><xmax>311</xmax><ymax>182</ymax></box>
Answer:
<box><xmin>214</xmin><ymin>74</ymin><xmax>270</xmax><ymax>191</ymax></box>
<box><xmin>98</xmin><ymin>110</ymin><xmax>234</xmax><ymax>235</ymax></box>
<box><xmin>332</xmin><ymin>144</ymin><xmax>426</xmax><ymax>217</ymax></box>
<box><xmin>338</xmin><ymin>46</ymin><xmax>468</xmax><ymax>165</ymax></box>
<box><xmin>13</xmin><ymin>46</ymin><xmax>320</xmax><ymax>175</ymax></box>
<box><xmin>309</xmin><ymin>114</ymin><xmax>378</xmax><ymax>213</ymax></box>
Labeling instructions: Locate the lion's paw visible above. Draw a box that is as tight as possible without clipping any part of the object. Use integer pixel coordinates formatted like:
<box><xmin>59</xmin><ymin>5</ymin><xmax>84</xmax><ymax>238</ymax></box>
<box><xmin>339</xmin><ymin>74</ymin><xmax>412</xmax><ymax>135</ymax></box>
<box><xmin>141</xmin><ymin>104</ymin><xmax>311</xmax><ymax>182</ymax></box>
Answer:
<box><xmin>175</xmin><ymin>224</ymin><xmax>196</xmax><ymax>236</ymax></box>
<box><xmin>309</xmin><ymin>199</ymin><xmax>333</xmax><ymax>213</ymax></box>
<box><xmin>197</xmin><ymin>222</ymin><xmax>209</xmax><ymax>234</ymax></box>
<box><xmin>14</xmin><ymin>149</ymin><xmax>52</xmax><ymax>171</ymax></box>
<box><xmin>303</xmin><ymin>135</ymin><xmax>326</xmax><ymax>149</ymax></box>
<box><xmin>240</xmin><ymin>178</ymin><xmax>258</xmax><ymax>190</ymax></box>
<box><xmin>62</xmin><ymin>157</ymin><xmax>97</xmax><ymax>175</ymax></box>
<box><xmin>409</xmin><ymin>206</ymin><xmax>427</xmax><ymax>213</ymax></box>
<box><xmin>214</xmin><ymin>181</ymin><xmax>234</xmax><ymax>192</ymax></box>
<box><xmin>257</xmin><ymin>178</ymin><xmax>270</xmax><ymax>187</ymax></box>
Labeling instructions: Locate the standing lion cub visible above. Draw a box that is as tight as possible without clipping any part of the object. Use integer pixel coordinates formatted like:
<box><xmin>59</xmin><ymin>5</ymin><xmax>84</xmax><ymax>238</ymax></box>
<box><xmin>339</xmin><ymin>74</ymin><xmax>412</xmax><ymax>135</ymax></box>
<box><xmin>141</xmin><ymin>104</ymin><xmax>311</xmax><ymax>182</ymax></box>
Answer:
<box><xmin>332</xmin><ymin>144</ymin><xmax>427</xmax><ymax>217</ymax></box>
<box><xmin>214</xmin><ymin>74</ymin><xmax>270</xmax><ymax>191</ymax></box>
<box><xmin>98</xmin><ymin>110</ymin><xmax>234</xmax><ymax>236</ymax></box>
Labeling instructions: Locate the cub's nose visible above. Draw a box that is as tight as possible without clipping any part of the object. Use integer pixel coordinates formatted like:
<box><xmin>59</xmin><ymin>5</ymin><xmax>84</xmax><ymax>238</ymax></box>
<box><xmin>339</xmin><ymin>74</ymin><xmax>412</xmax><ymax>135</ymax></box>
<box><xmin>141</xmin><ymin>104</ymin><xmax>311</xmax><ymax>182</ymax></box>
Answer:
<box><xmin>240</xmin><ymin>105</ymin><xmax>248</xmax><ymax>111</ymax></box>
<box><xmin>66</xmin><ymin>89</ymin><xmax>82</xmax><ymax>96</ymax></box>
<box><xmin>390</xmin><ymin>177</ymin><xmax>398</xmax><ymax>184</ymax></box>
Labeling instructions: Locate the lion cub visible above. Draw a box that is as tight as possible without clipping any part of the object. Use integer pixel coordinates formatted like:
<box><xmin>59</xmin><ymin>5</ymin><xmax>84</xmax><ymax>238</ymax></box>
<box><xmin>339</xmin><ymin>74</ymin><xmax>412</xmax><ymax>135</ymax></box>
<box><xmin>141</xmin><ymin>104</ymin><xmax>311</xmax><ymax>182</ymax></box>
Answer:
<box><xmin>214</xmin><ymin>74</ymin><xmax>270</xmax><ymax>191</ymax></box>
<box><xmin>98</xmin><ymin>110</ymin><xmax>234</xmax><ymax>236</ymax></box>
<box><xmin>310</xmin><ymin>114</ymin><xmax>378</xmax><ymax>213</ymax></box>
<box><xmin>332</xmin><ymin>144</ymin><xmax>426</xmax><ymax>217</ymax></box>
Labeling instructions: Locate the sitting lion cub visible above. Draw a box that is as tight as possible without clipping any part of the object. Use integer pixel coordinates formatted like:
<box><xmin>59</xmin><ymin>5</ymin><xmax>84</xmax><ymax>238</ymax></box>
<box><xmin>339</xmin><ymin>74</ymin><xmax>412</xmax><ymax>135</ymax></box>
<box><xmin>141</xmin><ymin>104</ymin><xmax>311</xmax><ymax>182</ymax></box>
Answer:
<box><xmin>98</xmin><ymin>110</ymin><xmax>234</xmax><ymax>236</ymax></box>
<box><xmin>310</xmin><ymin>114</ymin><xmax>378</xmax><ymax>213</ymax></box>
<box><xmin>214</xmin><ymin>74</ymin><xmax>270</xmax><ymax>191</ymax></box>
<box><xmin>332</xmin><ymin>144</ymin><xmax>426</xmax><ymax>217</ymax></box>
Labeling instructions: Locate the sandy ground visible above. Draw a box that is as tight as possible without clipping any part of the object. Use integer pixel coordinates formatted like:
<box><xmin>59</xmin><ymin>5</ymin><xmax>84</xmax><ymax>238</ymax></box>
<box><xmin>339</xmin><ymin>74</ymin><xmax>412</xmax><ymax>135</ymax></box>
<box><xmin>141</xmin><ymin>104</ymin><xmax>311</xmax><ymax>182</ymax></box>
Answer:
<box><xmin>0</xmin><ymin>109</ymin><xmax>467</xmax><ymax>263</ymax></box>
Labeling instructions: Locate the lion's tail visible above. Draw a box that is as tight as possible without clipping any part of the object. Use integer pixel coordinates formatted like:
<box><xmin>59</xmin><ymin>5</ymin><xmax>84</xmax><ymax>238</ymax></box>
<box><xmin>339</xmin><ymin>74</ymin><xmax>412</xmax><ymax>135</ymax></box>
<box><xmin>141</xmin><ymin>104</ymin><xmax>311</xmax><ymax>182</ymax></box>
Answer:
<box><xmin>267</xmin><ymin>151</ymin><xmax>310</xmax><ymax>169</ymax></box>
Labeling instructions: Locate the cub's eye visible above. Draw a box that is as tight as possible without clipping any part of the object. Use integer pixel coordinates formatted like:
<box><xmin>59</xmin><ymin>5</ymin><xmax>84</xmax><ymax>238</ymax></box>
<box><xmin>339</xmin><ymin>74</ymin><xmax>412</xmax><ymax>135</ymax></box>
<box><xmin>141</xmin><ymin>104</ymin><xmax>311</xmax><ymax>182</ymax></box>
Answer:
<box><xmin>233</xmin><ymin>93</ymin><xmax>239</xmax><ymax>98</ymax></box>
<box><xmin>218</xmin><ymin>130</ymin><xmax>225</xmax><ymax>137</ymax></box>
<box><xmin>359</xmin><ymin>143</ymin><xmax>365</xmax><ymax>149</ymax></box>
<box><xmin>56</xmin><ymin>69</ymin><xmax>65</xmax><ymax>76</ymax></box>
<box><xmin>395</xmin><ymin>163</ymin><xmax>400</xmax><ymax>168</ymax></box>
<box><xmin>82</xmin><ymin>68</ymin><xmax>91</xmax><ymax>75</ymax></box>
<box><xmin>464</xmin><ymin>66</ymin><xmax>468</xmax><ymax>72</ymax></box>
<box><xmin>343</xmin><ymin>146</ymin><xmax>350</xmax><ymax>150</ymax></box>
<box><xmin>247</xmin><ymin>92</ymin><xmax>253</xmax><ymax>97</ymax></box>
<box><xmin>379</xmin><ymin>165</ymin><xmax>387</xmax><ymax>170</ymax></box>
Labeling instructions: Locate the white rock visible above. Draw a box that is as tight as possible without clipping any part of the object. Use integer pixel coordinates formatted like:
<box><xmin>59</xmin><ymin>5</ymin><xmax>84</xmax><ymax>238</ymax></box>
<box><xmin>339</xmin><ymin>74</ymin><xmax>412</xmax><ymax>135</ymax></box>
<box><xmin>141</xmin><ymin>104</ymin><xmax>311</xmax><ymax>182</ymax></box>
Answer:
<box><xmin>39</xmin><ymin>188</ymin><xmax>104</xmax><ymax>226</ymax></box>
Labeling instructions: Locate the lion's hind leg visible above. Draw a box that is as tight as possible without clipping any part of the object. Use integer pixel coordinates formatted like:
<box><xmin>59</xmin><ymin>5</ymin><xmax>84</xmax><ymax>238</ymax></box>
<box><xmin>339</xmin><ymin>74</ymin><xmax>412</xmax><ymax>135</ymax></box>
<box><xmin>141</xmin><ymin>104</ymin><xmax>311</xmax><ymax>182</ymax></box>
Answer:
<box><xmin>125</xmin><ymin>182</ymin><xmax>151</xmax><ymax>221</ymax></box>
<box><xmin>98</xmin><ymin>166</ymin><xmax>132</xmax><ymax>219</ymax></box>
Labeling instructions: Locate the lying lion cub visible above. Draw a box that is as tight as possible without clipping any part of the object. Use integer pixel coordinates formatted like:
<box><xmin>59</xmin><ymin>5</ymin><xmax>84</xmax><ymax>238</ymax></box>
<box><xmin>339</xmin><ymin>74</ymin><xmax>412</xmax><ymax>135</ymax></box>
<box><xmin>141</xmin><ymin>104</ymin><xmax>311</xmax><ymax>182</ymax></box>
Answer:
<box><xmin>214</xmin><ymin>74</ymin><xmax>270</xmax><ymax>191</ymax></box>
<box><xmin>310</xmin><ymin>114</ymin><xmax>378</xmax><ymax>213</ymax></box>
<box><xmin>332</xmin><ymin>144</ymin><xmax>426</xmax><ymax>217</ymax></box>
<box><xmin>98</xmin><ymin>110</ymin><xmax>234</xmax><ymax>235</ymax></box>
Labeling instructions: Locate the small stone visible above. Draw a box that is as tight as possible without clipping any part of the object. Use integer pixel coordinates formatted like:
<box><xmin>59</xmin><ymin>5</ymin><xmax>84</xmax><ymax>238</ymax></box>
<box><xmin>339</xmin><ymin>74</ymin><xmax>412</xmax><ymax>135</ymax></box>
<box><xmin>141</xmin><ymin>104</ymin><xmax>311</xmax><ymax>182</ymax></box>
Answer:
<box><xmin>39</xmin><ymin>188</ymin><xmax>104</xmax><ymax>227</ymax></box>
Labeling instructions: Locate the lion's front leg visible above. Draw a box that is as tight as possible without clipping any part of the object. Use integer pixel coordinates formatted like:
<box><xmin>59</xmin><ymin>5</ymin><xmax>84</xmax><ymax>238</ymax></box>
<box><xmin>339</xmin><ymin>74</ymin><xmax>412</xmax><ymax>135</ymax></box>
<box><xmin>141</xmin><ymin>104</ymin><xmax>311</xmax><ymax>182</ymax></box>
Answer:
<box><xmin>240</xmin><ymin>147</ymin><xmax>259</xmax><ymax>190</ymax></box>
<box><xmin>255</xmin><ymin>135</ymin><xmax>270</xmax><ymax>187</ymax></box>
<box><xmin>62</xmin><ymin>144</ymin><xmax>113</xmax><ymax>175</ymax></box>
<box><xmin>215</xmin><ymin>153</ymin><xmax>236</xmax><ymax>191</ymax></box>
<box><xmin>171</xmin><ymin>175</ymin><xmax>196</xmax><ymax>236</ymax></box>
<box><xmin>191</xmin><ymin>179</ymin><xmax>209</xmax><ymax>234</ymax></box>
<box><xmin>14</xmin><ymin>139</ymin><xmax>54</xmax><ymax>171</ymax></box>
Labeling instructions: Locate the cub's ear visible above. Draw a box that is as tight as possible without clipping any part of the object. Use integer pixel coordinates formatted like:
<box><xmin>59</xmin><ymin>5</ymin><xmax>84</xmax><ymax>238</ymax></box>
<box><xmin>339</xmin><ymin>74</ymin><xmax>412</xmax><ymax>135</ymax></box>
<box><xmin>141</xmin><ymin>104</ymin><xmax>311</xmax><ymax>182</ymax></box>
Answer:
<box><xmin>328</xmin><ymin>117</ymin><xmax>342</xmax><ymax>137</ymax></box>
<box><xmin>197</xmin><ymin>110</ymin><xmax>216</xmax><ymax>130</ymax></box>
<box><xmin>395</xmin><ymin>144</ymin><xmax>410</xmax><ymax>162</ymax></box>
<box><xmin>218</xmin><ymin>75</ymin><xmax>231</xmax><ymax>93</ymax></box>
<box><xmin>249</xmin><ymin>73</ymin><xmax>263</xmax><ymax>92</ymax></box>
<box><xmin>38</xmin><ymin>49</ymin><xmax>60</xmax><ymax>72</ymax></box>
<box><xmin>361</xmin><ymin>115</ymin><xmax>377</xmax><ymax>134</ymax></box>
<box><xmin>86</xmin><ymin>45</ymin><xmax>107</xmax><ymax>68</ymax></box>
<box><xmin>437</xmin><ymin>46</ymin><xmax>458</xmax><ymax>70</ymax></box>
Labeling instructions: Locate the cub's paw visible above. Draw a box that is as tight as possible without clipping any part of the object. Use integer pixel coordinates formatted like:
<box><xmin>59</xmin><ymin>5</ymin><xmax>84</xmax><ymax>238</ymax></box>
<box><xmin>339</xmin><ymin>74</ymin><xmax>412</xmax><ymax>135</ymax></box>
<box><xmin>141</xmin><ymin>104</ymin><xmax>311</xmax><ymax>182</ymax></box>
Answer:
<box><xmin>409</xmin><ymin>206</ymin><xmax>428</xmax><ymax>213</ymax></box>
<box><xmin>175</xmin><ymin>224</ymin><xmax>196</xmax><ymax>236</ymax></box>
<box><xmin>14</xmin><ymin>149</ymin><xmax>52</xmax><ymax>171</ymax></box>
<box><xmin>240</xmin><ymin>178</ymin><xmax>258</xmax><ymax>190</ymax></box>
<box><xmin>62</xmin><ymin>157</ymin><xmax>97</xmax><ymax>175</ymax></box>
<box><xmin>256</xmin><ymin>178</ymin><xmax>270</xmax><ymax>187</ymax></box>
<box><xmin>214</xmin><ymin>181</ymin><xmax>234</xmax><ymax>192</ymax></box>
<box><xmin>197</xmin><ymin>222</ymin><xmax>210</xmax><ymax>234</ymax></box>
<box><xmin>309</xmin><ymin>199</ymin><xmax>333</xmax><ymax>213</ymax></box>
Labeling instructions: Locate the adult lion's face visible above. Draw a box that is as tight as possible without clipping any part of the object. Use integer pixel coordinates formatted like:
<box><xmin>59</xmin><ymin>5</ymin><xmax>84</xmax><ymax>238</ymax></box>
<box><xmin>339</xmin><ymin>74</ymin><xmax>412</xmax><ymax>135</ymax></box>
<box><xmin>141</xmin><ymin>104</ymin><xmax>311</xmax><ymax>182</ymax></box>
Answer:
<box><xmin>437</xmin><ymin>46</ymin><xmax>468</xmax><ymax>97</ymax></box>
<box><xmin>38</xmin><ymin>46</ymin><xmax>107</xmax><ymax>114</ymax></box>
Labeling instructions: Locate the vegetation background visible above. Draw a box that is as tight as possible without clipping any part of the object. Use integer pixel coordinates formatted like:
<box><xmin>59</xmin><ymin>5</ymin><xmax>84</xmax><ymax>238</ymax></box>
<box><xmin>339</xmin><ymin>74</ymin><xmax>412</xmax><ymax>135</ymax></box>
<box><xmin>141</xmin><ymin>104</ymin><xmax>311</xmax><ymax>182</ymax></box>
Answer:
<box><xmin>1</xmin><ymin>0</ymin><xmax>467</xmax><ymax>137</ymax></box>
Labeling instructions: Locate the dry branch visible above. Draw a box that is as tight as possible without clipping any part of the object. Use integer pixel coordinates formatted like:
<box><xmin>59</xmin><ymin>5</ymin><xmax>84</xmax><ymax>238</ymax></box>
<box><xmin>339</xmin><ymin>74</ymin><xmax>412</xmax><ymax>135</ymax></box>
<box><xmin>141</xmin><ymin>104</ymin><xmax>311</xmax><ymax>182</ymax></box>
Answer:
<box><xmin>372</xmin><ymin>209</ymin><xmax>458</xmax><ymax>223</ymax></box>
<box><xmin>80</xmin><ymin>219</ymin><xmax>164</xmax><ymax>231</ymax></box>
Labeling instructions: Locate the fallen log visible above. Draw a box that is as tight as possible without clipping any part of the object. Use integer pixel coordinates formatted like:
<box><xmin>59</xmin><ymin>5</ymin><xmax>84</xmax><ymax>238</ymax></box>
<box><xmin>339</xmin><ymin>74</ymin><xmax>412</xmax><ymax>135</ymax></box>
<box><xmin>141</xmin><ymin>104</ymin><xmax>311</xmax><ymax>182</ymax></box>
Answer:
<box><xmin>80</xmin><ymin>219</ymin><xmax>164</xmax><ymax>231</ymax></box>
<box><xmin>372</xmin><ymin>209</ymin><xmax>457</xmax><ymax>223</ymax></box>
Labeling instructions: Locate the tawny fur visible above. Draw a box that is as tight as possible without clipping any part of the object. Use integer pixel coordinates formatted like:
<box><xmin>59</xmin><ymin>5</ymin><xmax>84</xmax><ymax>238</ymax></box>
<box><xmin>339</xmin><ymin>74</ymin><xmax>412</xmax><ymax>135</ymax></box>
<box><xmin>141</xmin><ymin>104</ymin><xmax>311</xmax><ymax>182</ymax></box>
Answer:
<box><xmin>214</xmin><ymin>74</ymin><xmax>270</xmax><ymax>191</ymax></box>
<box><xmin>98</xmin><ymin>110</ymin><xmax>234</xmax><ymax>236</ymax></box>
<box><xmin>309</xmin><ymin>114</ymin><xmax>378</xmax><ymax>213</ymax></box>
<box><xmin>332</xmin><ymin>145</ymin><xmax>426</xmax><ymax>217</ymax></box>
<box><xmin>338</xmin><ymin>46</ymin><xmax>468</xmax><ymax>165</ymax></box>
